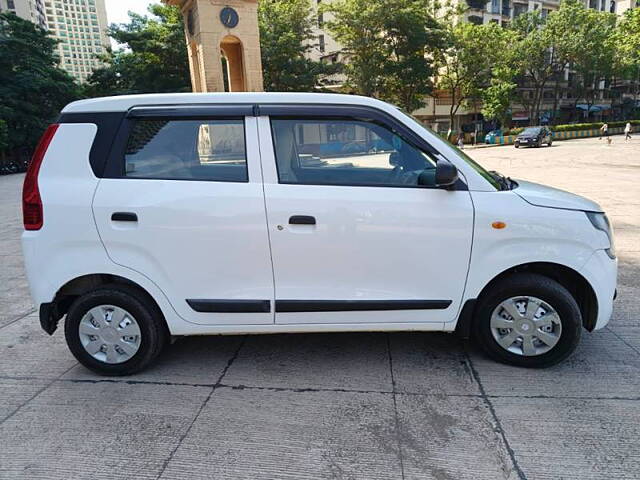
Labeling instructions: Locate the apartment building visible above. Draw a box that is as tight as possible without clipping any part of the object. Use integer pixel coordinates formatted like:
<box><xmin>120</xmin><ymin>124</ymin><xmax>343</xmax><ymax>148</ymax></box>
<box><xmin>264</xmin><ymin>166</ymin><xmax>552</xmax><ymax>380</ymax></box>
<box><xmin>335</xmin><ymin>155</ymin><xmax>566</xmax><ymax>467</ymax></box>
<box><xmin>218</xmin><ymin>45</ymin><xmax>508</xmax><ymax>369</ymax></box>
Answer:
<box><xmin>0</xmin><ymin>0</ymin><xmax>47</xmax><ymax>28</ymax></box>
<box><xmin>44</xmin><ymin>0</ymin><xmax>109</xmax><ymax>82</ymax></box>
<box><xmin>311</xmin><ymin>0</ymin><xmax>638</xmax><ymax>132</ymax></box>
<box><xmin>308</xmin><ymin>1</ymin><xmax>346</xmax><ymax>89</ymax></box>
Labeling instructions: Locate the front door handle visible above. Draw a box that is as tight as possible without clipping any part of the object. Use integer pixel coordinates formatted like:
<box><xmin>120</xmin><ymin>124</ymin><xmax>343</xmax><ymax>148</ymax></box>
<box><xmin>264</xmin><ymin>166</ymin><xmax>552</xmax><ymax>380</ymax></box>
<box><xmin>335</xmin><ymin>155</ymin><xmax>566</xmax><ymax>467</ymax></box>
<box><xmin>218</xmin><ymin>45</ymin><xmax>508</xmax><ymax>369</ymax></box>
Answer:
<box><xmin>289</xmin><ymin>215</ymin><xmax>316</xmax><ymax>225</ymax></box>
<box><xmin>111</xmin><ymin>212</ymin><xmax>138</xmax><ymax>222</ymax></box>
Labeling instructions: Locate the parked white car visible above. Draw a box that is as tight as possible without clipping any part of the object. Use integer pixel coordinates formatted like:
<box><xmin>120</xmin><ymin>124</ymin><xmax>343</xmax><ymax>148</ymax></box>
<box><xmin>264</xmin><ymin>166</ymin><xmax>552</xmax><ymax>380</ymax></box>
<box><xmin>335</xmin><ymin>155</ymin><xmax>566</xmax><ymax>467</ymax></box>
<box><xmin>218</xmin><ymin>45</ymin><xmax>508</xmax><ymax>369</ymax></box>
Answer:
<box><xmin>22</xmin><ymin>93</ymin><xmax>617</xmax><ymax>375</ymax></box>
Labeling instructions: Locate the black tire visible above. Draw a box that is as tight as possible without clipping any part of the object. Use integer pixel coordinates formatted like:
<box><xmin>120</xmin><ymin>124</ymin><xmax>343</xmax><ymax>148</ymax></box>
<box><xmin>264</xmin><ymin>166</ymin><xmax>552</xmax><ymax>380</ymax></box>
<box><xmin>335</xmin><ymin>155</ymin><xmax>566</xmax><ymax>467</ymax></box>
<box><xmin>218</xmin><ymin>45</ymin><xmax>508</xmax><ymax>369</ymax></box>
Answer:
<box><xmin>64</xmin><ymin>284</ymin><xmax>167</xmax><ymax>375</ymax></box>
<box><xmin>514</xmin><ymin>144</ymin><xmax>519</xmax><ymax>148</ymax></box>
<box><xmin>548</xmin><ymin>140</ymin><xmax>553</xmax><ymax>147</ymax></box>
<box><xmin>474</xmin><ymin>273</ymin><xmax>582</xmax><ymax>368</ymax></box>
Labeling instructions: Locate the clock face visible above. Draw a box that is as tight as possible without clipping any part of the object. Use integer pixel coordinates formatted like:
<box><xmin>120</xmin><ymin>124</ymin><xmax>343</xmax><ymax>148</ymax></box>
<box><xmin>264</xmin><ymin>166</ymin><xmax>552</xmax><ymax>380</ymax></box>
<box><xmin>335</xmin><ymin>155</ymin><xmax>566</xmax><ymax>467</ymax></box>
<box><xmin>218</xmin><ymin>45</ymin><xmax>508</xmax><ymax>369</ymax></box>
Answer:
<box><xmin>220</xmin><ymin>7</ymin><xmax>239</xmax><ymax>28</ymax></box>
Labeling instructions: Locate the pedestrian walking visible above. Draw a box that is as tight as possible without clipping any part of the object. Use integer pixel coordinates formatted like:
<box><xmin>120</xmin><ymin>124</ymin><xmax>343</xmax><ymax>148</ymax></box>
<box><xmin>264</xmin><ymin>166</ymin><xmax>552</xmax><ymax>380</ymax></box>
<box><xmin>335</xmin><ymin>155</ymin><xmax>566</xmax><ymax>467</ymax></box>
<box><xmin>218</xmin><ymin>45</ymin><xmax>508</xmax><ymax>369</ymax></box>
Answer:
<box><xmin>625</xmin><ymin>122</ymin><xmax>632</xmax><ymax>141</ymax></box>
<box><xmin>470</xmin><ymin>131</ymin><xmax>476</xmax><ymax>146</ymax></box>
<box><xmin>457</xmin><ymin>135</ymin><xmax>464</xmax><ymax>149</ymax></box>
<box><xmin>599</xmin><ymin>123</ymin><xmax>608</xmax><ymax>139</ymax></box>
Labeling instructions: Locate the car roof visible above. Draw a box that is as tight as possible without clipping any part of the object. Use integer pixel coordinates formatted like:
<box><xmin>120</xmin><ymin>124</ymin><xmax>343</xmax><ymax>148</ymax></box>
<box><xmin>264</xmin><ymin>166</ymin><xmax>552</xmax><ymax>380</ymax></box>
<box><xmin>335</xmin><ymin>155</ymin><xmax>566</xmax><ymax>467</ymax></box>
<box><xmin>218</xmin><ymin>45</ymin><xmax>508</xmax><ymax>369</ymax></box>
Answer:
<box><xmin>62</xmin><ymin>92</ymin><xmax>393</xmax><ymax>114</ymax></box>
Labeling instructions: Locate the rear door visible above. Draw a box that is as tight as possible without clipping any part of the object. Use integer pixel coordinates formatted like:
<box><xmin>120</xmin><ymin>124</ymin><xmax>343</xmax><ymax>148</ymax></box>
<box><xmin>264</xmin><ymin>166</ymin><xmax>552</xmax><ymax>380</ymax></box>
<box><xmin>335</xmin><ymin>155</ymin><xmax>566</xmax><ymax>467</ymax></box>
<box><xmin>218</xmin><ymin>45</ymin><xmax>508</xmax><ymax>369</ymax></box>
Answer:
<box><xmin>92</xmin><ymin>106</ymin><xmax>274</xmax><ymax>325</ymax></box>
<box><xmin>257</xmin><ymin>106</ymin><xmax>474</xmax><ymax>325</ymax></box>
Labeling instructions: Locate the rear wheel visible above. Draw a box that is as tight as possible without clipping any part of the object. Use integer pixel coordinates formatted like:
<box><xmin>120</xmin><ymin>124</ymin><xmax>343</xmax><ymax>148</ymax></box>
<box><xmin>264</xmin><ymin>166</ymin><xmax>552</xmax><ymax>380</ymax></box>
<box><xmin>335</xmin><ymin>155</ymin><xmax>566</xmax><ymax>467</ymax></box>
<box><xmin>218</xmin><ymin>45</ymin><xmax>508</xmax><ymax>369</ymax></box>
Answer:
<box><xmin>474</xmin><ymin>274</ymin><xmax>581</xmax><ymax>368</ymax></box>
<box><xmin>64</xmin><ymin>285</ymin><xmax>167</xmax><ymax>375</ymax></box>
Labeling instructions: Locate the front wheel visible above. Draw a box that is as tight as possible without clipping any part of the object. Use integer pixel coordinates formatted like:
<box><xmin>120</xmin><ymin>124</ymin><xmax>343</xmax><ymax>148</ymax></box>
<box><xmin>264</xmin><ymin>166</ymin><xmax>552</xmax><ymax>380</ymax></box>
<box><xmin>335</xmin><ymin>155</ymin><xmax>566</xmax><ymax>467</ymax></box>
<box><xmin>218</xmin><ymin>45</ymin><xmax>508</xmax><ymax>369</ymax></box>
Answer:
<box><xmin>64</xmin><ymin>285</ymin><xmax>167</xmax><ymax>375</ymax></box>
<box><xmin>474</xmin><ymin>273</ymin><xmax>581</xmax><ymax>368</ymax></box>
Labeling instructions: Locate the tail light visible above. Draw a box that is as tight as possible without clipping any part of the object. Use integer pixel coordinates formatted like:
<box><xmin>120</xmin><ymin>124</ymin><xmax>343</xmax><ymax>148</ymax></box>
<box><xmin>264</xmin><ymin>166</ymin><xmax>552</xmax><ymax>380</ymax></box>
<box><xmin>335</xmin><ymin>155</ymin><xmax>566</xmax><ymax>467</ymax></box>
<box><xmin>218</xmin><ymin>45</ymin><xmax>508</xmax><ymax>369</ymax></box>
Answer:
<box><xmin>23</xmin><ymin>124</ymin><xmax>59</xmax><ymax>230</ymax></box>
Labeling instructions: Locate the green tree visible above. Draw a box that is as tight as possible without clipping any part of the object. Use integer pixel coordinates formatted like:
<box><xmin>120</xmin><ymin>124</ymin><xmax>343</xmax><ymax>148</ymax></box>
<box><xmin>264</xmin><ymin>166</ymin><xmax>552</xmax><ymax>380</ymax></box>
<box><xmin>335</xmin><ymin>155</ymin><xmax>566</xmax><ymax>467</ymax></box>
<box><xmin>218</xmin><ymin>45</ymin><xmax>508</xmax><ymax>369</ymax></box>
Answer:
<box><xmin>436</xmin><ymin>21</ymin><xmax>512</xmax><ymax>132</ymax></box>
<box><xmin>481</xmin><ymin>66</ymin><xmax>518</xmax><ymax>128</ymax></box>
<box><xmin>565</xmin><ymin>6</ymin><xmax>617</xmax><ymax>121</ymax></box>
<box><xmin>615</xmin><ymin>8</ymin><xmax>640</xmax><ymax>117</ymax></box>
<box><xmin>323</xmin><ymin>0</ymin><xmax>447</xmax><ymax>111</ymax></box>
<box><xmin>259</xmin><ymin>0</ymin><xmax>339</xmax><ymax>92</ymax></box>
<box><xmin>510</xmin><ymin>12</ymin><xmax>560</xmax><ymax>126</ymax></box>
<box><xmin>0</xmin><ymin>119</ymin><xmax>8</xmax><ymax>158</ymax></box>
<box><xmin>85</xmin><ymin>4</ymin><xmax>190</xmax><ymax>96</ymax></box>
<box><xmin>543</xmin><ymin>0</ymin><xmax>585</xmax><ymax>124</ymax></box>
<box><xmin>0</xmin><ymin>13</ymin><xmax>80</xmax><ymax>153</ymax></box>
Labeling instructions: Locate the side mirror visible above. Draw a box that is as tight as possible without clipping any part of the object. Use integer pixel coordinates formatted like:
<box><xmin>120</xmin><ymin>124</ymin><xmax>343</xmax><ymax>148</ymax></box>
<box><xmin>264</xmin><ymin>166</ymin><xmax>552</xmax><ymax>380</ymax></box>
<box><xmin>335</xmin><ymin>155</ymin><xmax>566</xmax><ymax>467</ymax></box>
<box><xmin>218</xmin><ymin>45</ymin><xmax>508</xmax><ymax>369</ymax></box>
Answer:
<box><xmin>435</xmin><ymin>160</ymin><xmax>458</xmax><ymax>187</ymax></box>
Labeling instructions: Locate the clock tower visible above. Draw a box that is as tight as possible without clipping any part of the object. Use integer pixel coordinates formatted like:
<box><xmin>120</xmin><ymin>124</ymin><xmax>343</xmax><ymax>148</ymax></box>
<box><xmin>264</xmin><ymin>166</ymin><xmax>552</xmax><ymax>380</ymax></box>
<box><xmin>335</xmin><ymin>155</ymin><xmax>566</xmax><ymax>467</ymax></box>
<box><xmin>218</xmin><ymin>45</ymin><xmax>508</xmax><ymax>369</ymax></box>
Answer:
<box><xmin>164</xmin><ymin>0</ymin><xmax>264</xmax><ymax>92</ymax></box>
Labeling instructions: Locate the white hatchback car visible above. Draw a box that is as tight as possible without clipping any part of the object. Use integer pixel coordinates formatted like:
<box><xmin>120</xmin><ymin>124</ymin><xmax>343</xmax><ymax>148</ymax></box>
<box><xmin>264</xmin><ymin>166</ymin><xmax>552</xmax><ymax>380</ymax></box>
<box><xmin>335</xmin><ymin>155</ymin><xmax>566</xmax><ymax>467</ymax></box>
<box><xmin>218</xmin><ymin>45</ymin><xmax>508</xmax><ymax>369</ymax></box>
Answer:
<box><xmin>22</xmin><ymin>93</ymin><xmax>616</xmax><ymax>375</ymax></box>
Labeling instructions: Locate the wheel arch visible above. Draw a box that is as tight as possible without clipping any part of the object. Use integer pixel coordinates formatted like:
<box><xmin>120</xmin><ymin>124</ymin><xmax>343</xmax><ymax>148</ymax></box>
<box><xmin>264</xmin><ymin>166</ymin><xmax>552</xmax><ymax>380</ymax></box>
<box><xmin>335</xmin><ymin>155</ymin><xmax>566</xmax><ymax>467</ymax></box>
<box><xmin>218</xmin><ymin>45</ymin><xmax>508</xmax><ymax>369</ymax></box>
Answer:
<box><xmin>457</xmin><ymin>262</ymin><xmax>598</xmax><ymax>338</ymax></box>
<box><xmin>42</xmin><ymin>273</ymin><xmax>170</xmax><ymax>337</ymax></box>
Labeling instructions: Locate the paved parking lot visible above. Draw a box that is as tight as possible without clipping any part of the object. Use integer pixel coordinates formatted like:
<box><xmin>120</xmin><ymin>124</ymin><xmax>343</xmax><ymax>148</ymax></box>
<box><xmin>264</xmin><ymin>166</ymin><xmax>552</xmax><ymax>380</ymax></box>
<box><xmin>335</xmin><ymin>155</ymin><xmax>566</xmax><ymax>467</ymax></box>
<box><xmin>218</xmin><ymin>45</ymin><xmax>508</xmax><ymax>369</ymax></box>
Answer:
<box><xmin>0</xmin><ymin>136</ymin><xmax>639</xmax><ymax>479</ymax></box>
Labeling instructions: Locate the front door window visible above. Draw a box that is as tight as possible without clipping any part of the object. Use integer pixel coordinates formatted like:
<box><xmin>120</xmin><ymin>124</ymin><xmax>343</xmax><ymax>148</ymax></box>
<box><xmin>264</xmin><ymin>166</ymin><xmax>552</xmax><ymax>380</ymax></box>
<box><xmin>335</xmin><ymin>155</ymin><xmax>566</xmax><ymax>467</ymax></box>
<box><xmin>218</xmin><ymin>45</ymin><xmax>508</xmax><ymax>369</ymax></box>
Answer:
<box><xmin>270</xmin><ymin>118</ymin><xmax>437</xmax><ymax>187</ymax></box>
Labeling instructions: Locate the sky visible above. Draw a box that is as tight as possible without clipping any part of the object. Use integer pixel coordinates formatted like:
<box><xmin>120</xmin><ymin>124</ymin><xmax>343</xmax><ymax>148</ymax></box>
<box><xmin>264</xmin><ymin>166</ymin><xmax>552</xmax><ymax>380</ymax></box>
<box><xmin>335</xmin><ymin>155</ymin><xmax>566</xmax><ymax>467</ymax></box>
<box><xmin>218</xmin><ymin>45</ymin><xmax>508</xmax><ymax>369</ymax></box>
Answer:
<box><xmin>104</xmin><ymin>0</ymin><xmax>155</xmax><ymax>48</ymax></box>
<box><xmin>104</xmin><ymin>0</ymin><xmax>153</xmax><ymax>26</ymax></box>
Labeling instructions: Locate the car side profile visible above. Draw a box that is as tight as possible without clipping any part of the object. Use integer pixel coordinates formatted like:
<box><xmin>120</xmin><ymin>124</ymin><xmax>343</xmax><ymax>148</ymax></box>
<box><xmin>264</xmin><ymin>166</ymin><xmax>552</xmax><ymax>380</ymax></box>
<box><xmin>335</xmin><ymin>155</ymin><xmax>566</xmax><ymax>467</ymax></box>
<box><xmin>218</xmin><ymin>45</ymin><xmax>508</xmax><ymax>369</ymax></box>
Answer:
<box><xmin>514</xmin><ymin>126</ymin><xmax>553</xmax><ymax>148</ymax></box>
<box><xmin>22</xmin><ymin>93</ymin><xmax>616</xmax><ymax>375</ymax></box>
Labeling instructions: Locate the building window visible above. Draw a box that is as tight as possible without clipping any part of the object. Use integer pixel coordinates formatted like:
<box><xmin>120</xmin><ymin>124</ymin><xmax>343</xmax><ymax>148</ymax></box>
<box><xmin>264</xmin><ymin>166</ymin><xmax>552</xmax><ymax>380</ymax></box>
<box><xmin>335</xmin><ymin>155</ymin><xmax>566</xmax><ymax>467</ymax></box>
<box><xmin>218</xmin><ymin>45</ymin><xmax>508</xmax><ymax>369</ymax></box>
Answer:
<box><xmin>319</xmin><ymin>34</ymin><xmax>325</xmax><ymax>53</ymax></box>
<box><xmin>7</xmin><ymin>0</ymin><xmax>16</xmax><ymax>9</ymax></box>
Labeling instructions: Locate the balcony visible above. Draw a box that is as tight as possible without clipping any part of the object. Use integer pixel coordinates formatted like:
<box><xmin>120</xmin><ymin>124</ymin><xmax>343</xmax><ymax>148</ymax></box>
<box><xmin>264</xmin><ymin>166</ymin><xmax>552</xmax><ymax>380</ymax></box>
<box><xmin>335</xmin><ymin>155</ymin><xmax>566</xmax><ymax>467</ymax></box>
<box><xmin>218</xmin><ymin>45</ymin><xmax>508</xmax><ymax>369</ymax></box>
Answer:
<box><xmin>466</xmin><ymin>0</ymin><xmax>486</xmax><ymax>10</ymax></box>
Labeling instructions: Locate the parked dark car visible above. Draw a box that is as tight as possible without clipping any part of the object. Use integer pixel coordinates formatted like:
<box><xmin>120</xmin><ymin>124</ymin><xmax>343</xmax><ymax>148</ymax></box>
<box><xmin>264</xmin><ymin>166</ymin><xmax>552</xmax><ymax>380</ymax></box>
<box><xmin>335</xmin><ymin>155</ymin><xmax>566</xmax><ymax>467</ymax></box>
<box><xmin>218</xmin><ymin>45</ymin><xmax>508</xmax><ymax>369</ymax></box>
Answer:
<box><xmin>514</xmin><ymin>126</ymin><xmax>553</xmax><ymax>148</ymax></box>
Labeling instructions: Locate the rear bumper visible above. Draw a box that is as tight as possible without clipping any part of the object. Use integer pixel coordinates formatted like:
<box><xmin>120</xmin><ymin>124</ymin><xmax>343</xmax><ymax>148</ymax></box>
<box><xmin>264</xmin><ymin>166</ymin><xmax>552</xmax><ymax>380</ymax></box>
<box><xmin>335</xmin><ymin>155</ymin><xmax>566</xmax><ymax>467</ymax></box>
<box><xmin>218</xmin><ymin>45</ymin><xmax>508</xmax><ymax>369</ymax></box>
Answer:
<box><xmin>39</xmin><ymin>302</ymin><xmax>62</xmax><ymax>335</ymax></box>
<box><xmin>581</xmin><ymin>249</ymin><xmax>618</xmax><ymax>330</ymax></box>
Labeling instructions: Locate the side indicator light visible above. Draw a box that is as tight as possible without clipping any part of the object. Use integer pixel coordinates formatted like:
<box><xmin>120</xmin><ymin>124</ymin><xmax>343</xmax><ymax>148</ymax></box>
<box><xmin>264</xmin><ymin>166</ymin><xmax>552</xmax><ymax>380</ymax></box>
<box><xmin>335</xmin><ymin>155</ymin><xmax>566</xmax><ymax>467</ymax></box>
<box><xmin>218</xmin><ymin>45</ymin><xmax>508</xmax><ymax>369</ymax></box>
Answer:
<box><xmin>492</xmin><ymin>221</ymin><xmax>507</xmax><ymax>229</ymax></box>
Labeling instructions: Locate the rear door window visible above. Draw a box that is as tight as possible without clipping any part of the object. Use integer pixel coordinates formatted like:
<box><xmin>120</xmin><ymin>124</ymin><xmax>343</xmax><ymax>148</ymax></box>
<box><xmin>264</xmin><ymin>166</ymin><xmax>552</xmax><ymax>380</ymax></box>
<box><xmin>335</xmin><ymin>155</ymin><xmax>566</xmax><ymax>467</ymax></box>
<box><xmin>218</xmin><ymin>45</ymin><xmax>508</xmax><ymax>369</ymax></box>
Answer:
<box><xmin>124</xmin><ymin>119</ymin><xmax>247</xmax><ymax>182</ymax></box>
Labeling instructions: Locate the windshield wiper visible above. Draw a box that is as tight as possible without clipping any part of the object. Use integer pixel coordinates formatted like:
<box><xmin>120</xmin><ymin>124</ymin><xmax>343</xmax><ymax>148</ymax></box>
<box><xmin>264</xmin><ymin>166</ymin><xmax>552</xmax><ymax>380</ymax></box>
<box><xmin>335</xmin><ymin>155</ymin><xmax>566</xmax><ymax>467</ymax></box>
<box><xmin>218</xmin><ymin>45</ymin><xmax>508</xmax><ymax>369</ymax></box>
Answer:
<box><xmin>488</xmin><ymin>170</ymin><xmax>514</xmax><ymax>191</ymax></box>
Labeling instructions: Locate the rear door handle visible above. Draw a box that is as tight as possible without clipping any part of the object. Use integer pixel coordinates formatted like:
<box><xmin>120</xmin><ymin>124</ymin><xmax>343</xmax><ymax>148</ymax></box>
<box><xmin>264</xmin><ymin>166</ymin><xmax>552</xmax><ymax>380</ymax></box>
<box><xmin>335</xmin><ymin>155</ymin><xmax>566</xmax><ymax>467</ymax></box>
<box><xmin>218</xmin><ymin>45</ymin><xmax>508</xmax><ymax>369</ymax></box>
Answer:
<box><xmin>289</xmin><ymin>215</ymin><xmax>316</xmax><ymax>225</ymax></box>
<box><xmin>111</xmin><ymin>212</ymin><xmax>138</xmax><ymax>222</ymax></box>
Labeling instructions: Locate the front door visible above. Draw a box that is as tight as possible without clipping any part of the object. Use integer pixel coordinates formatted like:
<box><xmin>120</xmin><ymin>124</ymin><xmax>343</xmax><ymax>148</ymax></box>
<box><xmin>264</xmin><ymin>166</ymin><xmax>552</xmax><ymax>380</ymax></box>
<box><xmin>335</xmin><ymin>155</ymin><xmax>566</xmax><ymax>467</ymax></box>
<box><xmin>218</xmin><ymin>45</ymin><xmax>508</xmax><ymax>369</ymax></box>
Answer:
<box><xmin>93</xmin><ymin>113</ymin><xmax>274</xmax><ymax>325</ymax></box>
<box><xmin>259</xmin><ymin>114</ymin><xmax>474</xmax><ymax>325</ymax></box>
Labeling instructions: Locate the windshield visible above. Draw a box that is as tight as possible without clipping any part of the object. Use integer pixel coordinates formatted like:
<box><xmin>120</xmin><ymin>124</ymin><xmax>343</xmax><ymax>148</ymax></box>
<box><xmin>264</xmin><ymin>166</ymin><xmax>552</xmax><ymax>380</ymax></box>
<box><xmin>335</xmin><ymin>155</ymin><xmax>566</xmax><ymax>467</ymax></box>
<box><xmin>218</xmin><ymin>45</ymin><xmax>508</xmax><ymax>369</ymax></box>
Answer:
<box><xmin>395</xmin><ymin>108</ymin><xmax>501</xmax><ymax>190</ymax></box>
<box><xmin>522</xmin><ymin>127</ymin><xmax>542</xmax><ymax>135</ymax></box>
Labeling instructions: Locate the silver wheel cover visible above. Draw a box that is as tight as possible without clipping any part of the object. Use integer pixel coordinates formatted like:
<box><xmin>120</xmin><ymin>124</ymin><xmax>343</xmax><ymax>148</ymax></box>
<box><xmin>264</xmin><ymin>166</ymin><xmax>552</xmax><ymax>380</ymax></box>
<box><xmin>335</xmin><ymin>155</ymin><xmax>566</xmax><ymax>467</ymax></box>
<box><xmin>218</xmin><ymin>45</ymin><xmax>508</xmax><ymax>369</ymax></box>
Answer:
<box><xmin>79</xmin><ymin>305</ymin><xmax>141</xmax><ymax>364</ymax></box>
<box><xmin>490</xmin><ymin>296</ymin><xmax>562</xmax><ymax>357</ymax></box>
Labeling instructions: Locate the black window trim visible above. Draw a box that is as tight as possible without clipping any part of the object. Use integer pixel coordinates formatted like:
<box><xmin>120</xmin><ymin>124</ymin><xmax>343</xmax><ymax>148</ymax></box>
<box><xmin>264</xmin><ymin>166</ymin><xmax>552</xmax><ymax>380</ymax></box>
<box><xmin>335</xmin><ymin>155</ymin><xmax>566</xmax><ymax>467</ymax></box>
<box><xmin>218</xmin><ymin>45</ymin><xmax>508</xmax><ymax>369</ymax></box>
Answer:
<box><xmin>126</xmin><ymin>104</ymin><xmax>255</xmax><ymax>120</ymax></box>
<box><xmin>104</xmin><ymin>112</ymin><xmax>250</xmax><ymax>182</ymax></box>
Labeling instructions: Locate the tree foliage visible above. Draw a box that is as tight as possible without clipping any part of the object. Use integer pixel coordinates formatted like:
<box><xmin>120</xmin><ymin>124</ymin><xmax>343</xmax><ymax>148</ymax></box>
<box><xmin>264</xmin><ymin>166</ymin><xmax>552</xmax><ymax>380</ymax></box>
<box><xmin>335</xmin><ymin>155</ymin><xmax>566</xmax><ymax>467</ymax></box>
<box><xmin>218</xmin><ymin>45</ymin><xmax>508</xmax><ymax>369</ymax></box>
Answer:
<box><xmin>481</xmin><ymin>66</ymin><xmax>518</xmax><ymax>127</ymax></box>
<box><xmin>615</xmin><ymin>7</ymin><xmax>640</xmax><ymax>111</ymax></box>
<box><xmin>259</xmin><ymin>0</ymin><xmax>339</xmax><ymax>92</ymax></box>
<box><xmin>323</xmin><ymin>0</ymin><xmax>447</xmax><ymax>111</ymax></box>
<box><xmin>0</xmin><ymin>13</ymin><xmax>80</xmax><ymax>152</ymax></box>
<box><xmin>85</xmin><ymin>4</ymin><xmax>190</xmax><ymax>96</ymax></box>
<box><xmin>0</xmin><ymin>119</ymin><xmax>8</xmax><ymax>153</ymax></box>
<box><xmin>436</xmin><ymin>21</ymin><xmax>514</xmax><ymax>130</ymax></box>
<box><xmin>507</xmin><ymin>1</ymin><xmax>619</xmax><ymax>125</ymax></box>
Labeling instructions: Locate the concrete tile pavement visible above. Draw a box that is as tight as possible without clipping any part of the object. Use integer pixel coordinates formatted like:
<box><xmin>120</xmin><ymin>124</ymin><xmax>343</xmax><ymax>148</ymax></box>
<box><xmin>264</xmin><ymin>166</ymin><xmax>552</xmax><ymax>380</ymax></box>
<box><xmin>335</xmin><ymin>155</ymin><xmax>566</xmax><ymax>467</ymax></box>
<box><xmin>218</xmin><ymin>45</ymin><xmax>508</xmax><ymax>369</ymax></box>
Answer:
<box><xmin>1</xmin><ymin>136</ymin><xmax>639</xmax><ymax>479</ymax></box>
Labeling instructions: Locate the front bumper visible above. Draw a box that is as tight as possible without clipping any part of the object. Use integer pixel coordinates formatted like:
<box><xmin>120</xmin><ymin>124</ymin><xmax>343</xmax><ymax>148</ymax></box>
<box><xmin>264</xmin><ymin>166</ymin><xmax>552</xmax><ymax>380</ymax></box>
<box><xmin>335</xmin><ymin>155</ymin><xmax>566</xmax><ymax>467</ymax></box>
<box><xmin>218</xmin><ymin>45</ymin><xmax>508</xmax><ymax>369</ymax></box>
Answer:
<box><xmin>581</xmin><ymin>249</ymin><xmax>618</xmax><ymax>330</ymax></box>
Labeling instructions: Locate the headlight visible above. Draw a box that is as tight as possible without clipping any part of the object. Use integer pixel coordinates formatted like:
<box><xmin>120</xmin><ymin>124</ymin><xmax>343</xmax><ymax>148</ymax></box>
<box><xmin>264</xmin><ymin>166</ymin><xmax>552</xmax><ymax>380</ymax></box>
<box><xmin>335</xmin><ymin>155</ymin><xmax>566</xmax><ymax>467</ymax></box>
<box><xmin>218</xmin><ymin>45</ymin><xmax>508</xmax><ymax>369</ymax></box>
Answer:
<box><xmin>586</xmin><ymin>212</ymin><xmax>616</xmax><ymax>259</ymax></box>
